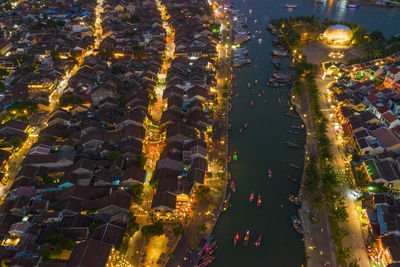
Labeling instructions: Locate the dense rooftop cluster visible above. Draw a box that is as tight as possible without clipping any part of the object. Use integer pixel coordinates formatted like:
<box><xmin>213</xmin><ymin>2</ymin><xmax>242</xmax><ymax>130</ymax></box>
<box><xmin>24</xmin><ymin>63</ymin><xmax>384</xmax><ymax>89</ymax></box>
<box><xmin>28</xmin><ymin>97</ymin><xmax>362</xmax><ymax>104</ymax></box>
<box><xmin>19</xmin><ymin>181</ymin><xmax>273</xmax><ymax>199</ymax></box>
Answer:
<box><xmin>150</xmin><ymin>0</ymin><xmax>217</xmax><ymax>215</ymax></box>
<box><xmin>0</xmin><ymin>0</ymin><xmax>191</xmax><ymax>264</ymax></box>
<box><xmin>332</xmin><ymin>61</ymin><xmax>400</xmax><ymax>265</ymax></box>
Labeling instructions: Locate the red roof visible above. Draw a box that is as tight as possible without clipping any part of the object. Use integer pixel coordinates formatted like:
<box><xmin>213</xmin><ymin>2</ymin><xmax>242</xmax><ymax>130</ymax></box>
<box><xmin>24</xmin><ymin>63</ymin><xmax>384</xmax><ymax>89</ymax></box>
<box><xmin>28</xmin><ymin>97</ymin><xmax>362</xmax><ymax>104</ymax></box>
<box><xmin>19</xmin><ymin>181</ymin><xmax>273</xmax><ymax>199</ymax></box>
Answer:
<box><xmin>341</xmin><ymin>123</ymin><xmax>351</xmax><ymax>136</ymax></box>
<box><xmin>366</xmin><ymin>94</ymin><xmax>379</xmax><ymax>103</ymax></box>
<box><xmin>377</xmin><ymin>106</ymin><xmax>390</xmax><ymax>114</ymax></box>
<box><xmin>389</xmin><ymin>67</ymin><xmax>400</xmax><ymax>75</ymax></box>
<box><xmin>382</xmin><ymin>112</ymin><xmax>398</xmax><ymax>123</ymax></box>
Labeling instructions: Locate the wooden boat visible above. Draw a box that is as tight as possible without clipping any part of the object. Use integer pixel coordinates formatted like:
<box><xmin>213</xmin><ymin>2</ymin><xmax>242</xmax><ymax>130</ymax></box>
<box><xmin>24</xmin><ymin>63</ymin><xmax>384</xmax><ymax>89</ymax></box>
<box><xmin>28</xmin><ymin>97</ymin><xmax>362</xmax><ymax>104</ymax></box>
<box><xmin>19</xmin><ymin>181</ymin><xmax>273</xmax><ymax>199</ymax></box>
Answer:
<box><xmin>287</xmin><ymin>174</ymin><xmax>297</xmax><ymax>182</ymax></box>
<box><xmin>291</xmin><ymin>125</ymin><xmax>305</xmax><ymax>130</ymax></box>
<box><xmin>288</xmin><ymin>163</ymin><xmax>300</xmax><ymax>169</ymax></box>
<box><xmin>285</xmin><ymin>141</ymin><xmax>299</xmax><ymax>148</ymax></box>
<box><xmin>285</xmin><ymin>4</ymin><xmax>298</xmax><ymax>8</ymax></box>
<box><xmin>285</xmin><ymin>111</ymin><xmax>300</xmax><ymax>118</ymax></box>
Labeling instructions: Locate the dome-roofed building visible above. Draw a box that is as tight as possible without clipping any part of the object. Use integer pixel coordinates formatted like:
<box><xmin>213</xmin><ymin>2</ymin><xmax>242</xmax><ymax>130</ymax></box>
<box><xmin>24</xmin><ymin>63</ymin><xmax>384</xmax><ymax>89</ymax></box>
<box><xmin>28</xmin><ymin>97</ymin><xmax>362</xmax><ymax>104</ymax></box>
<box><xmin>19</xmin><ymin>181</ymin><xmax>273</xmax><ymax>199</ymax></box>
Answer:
<box><xmin>322</xmin><ymin>24</ymin><xmax>352</xmax><ymax>45</ymax></box>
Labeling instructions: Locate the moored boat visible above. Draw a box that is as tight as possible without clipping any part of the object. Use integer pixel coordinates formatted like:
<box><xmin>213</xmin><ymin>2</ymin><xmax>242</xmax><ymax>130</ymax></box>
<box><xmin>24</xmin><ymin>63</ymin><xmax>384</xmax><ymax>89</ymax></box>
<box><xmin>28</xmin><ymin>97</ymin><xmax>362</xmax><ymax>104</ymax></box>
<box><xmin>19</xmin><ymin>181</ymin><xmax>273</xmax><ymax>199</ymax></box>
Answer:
<box><xmin>287</xmin><ymin>194</ymin><xmax>301</xmax><ymax>205</ymax></box>
<box><xmin>223</xmin><ymin>193</ymin><xmax>231</xmax><ymax>212</ymax></box>
<box><xmin>268</xmin><ymin>169</ymin><xmax>272</xmax><ymax>178</ymax></box>
<box><xmin>249</xmin><ymin>191</ymin><xmax>254</xmax><ymax>203</ymax></box>
<box><xmin>285</xmin><ymin>4</ymin><xmax>298</xmax><ymax>8</ymax></box>
<box><xmin>285</xmin><ymin>141</ymin><xmax>299</xmax><ymax>148</ymax></box>
<box><xmin>287</xmin><ymin>174</ymin><xmax>297</xmax><ymax>182</ymax></box>
<box><xmin>256</xmin><ymin>195</ymin><xmax>261</xmax><ymax>208</ymax></box>
<box><xmin>272</xmin><ymin>49</ymin><xmax>289</xmax><ymax>57</ymax></box>
<box><xmin>230</xmin><ymin>181</ymin><xmax>236</xmax><ymax>192</ymax></box>
<box><xmin>243</xmin><ymin>230</ymin><xmax>250</xmax><ymax>247</ymax></box>
<box><xmin>234</xmin><ymin>232</ymin><xmax>239</xmax><ymax>246</ymax></box>
<box><xmin>291</xmin><ymin>216</ymin><xmax>304</xmax><ymax>235</ymax></box>
<box><xmin>288</xmin><ymin>129</ymin><xmax>300</xmax><ymax>135</ymax></box>
<box><xmin>291</xmin><ymin>125</ymin><xmax>305</xmax><ymax>130</ymax></box>
<box><xmin>288</xmin><ymin>163</ymin><xmax>300</xmax><ymax>169</ymax></box>
<box><xmin>347</xmin><ymin>4</ymin><xmax>360</xmax><ymax>8</ymax></box>
<box><xmin>254</xmin><ymin>234</ymin><xmax>262</xmax><ymax>248</ymax></box>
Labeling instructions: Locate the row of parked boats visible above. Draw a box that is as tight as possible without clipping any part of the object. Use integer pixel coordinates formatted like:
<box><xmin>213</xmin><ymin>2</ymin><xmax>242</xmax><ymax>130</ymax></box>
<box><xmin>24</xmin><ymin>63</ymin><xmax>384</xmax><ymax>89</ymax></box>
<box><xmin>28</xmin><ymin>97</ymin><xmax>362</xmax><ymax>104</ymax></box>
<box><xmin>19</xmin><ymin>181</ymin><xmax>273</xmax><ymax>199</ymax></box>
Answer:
<box><xmin>232</xmin><ymin>10</ymin><xmax>251</xmax><ymax>67</ymax></box>
<box><xmin>196</xmin><ymin>235</ymin><xmax>217</xmax><ymax>267</ymax></box>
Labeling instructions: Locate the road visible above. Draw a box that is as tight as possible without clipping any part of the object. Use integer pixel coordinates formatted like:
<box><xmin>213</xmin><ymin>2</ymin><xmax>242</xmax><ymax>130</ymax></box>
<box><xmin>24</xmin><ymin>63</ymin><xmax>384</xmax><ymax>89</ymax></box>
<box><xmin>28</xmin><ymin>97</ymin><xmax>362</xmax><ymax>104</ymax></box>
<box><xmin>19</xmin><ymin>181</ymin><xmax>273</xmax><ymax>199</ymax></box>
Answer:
<box><xmin>317</xmin><ymin>78</ymin><xmax>370</xmax><ymax>266</ymax></box>
<box><xmin>294</xmin><ymin>89</ymin><xmax>337</xmax><ymax>267</ymax></box>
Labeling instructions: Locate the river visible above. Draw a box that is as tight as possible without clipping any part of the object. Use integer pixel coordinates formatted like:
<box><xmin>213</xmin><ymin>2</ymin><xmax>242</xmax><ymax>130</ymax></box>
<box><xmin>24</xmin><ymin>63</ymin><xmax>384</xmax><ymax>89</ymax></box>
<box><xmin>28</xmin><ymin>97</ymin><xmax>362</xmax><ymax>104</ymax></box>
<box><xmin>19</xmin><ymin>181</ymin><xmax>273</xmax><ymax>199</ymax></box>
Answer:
<box><xmin>211</xmin><ymin>0</ymin><xmax>400</xmax><ymax>266</ymax></box>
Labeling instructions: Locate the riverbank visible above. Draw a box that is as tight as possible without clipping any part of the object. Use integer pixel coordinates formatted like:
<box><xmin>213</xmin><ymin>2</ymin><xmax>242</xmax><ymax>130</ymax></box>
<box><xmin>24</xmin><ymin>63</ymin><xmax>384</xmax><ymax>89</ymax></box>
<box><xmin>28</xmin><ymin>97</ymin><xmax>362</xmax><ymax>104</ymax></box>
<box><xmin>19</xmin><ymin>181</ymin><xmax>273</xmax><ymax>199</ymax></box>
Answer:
<box><xmin>291</xmin><ymin>90</ymin><xmax>338</xmax><ymax>267</ymax></box>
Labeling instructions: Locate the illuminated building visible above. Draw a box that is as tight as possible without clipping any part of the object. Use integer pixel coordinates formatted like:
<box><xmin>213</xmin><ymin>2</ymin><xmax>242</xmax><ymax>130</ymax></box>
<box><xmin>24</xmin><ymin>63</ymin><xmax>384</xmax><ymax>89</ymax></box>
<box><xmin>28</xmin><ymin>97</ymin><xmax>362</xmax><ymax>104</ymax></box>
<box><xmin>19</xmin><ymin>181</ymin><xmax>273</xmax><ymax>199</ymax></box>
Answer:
<box><xmin>322</xmin><ymin>24</ymin><xmax>352</xmax><ymax>45</ymax></box>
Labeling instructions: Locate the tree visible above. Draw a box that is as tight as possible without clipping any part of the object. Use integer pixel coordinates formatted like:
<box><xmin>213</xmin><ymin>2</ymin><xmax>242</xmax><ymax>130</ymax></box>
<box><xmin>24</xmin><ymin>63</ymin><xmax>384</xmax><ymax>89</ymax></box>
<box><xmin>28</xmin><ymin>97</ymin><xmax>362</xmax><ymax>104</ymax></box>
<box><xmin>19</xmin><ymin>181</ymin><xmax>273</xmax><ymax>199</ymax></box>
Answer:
<box><xmin>195</xmin><ymin>185</ymin><xmax>210</xmax><ymax>200</ymax></box>
<box><xmin>173</xmin><ymin>226</ymin><xmax>184</xmax><ymax>237</ymax></box>
<box><xmin>106</xmin><ymin>151</ymin><xmax>122</xmax><ymax>161</ymax></box>
<box><xmin>197</xmin><ymin>223</ymin><xmax>207</xmax><ymax>232</ymax></box>
<box><xmin>59</xmin><ymin>95</ymin><xmax>83</xmax><ymax>107</ymax></box>
<box><xmin>0</xmin><ymin>68</ymin><xmax>9</xmax><ymax>78</ymax></box>
<box><xmin>127</xmin><ymin>184</ymin><xmax>144</xmax><ymax>204</ymax></box>
<box><xmin>125</xmin><ymin>220</ymin><xmax>139</xmax><ymax>236</ymax></box>
<box><xmin>141</xmin><ymin>221</ymin><xmax>164</xmax><ymax>237</ymax></box>
<box><xmin>369</xmin><ymin>30</ymin><xmax>385</xmax><ymax>42</ymax></box>
<box><xmin>136</xmin><ymin>153</ymin><xmax>147</xmax><ymax>167</ymax></box>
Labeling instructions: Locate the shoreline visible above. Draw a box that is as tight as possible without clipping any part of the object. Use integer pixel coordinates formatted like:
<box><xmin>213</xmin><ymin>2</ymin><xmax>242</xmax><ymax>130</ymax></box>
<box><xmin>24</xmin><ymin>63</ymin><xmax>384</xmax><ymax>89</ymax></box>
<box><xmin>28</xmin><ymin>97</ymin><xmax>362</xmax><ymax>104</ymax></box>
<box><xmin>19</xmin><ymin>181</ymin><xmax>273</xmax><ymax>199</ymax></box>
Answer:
<box><xmin>291</xmin><ymin>87</ymin><xmax>338</xmax><ymax>266</ymax></box>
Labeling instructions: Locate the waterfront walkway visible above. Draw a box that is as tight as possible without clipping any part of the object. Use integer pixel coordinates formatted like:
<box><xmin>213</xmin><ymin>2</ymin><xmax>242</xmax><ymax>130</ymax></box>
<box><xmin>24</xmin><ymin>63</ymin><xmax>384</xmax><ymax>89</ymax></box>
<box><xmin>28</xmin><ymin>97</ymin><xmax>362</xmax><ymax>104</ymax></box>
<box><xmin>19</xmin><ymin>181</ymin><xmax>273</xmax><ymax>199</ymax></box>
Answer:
<box><xmin>294</xmin><ymin>89</ymin><xmax>338</xmax><ymax>267</ymax></box>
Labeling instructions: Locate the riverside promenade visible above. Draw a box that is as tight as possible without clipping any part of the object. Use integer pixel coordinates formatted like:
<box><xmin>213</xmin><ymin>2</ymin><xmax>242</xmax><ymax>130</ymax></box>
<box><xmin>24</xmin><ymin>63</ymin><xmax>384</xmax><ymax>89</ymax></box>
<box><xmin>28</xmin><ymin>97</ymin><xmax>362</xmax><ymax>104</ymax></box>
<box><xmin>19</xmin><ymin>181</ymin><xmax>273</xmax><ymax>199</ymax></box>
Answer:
<box><xmin>293</xmin><ymin>90</ymin><xmax>338</xmax><ymax>267</ymax></box>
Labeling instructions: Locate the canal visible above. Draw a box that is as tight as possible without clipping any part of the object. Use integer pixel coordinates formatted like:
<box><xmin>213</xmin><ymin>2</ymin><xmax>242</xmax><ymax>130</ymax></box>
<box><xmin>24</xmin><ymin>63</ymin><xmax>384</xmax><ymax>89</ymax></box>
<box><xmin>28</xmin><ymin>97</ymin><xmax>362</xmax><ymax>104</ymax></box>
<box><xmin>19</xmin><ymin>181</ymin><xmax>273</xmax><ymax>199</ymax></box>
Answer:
<box><xmin>211</xmin><ymin>0</ymin><xmax>400</xmax><ymax>266</ymax></box>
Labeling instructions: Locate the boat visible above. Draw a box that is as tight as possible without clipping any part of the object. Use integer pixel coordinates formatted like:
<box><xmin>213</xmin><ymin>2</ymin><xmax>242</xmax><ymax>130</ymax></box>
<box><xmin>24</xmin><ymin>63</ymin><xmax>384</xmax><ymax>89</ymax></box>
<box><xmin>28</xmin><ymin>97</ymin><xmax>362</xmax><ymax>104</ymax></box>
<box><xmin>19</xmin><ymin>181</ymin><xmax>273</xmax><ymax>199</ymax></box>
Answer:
<box><xmin>287</xmin><ymin>194</ymin><xmax>301</xmax><ymax>205</ymax></box>
<box><xmin>244</xmin><ymin>122</ymin><xmax>248</xmax><ymax>128</ymax></box>
<box><xmin>288</xmin><ymin>163</ymin><xmax>300</xmax><ymax>169</ymax></box>
<box><xmin>250</xmin><ymin>101</ymin><xmax>254</xmax><ymax>107</ymax></box>
<box><xmin>230</xmin><ymin>181</ymin><xmax>236</xmax><ymax>192</ymax></box>
<box><xmin>243</xmin><ymin>230</ymin><xmax>250</xmax><ymax>247</ymax></box>
<box><xmin>291</xmin><ymin>125</ymin><xmax>305</xmax><ymax>130</ymax></box>
<box><xmin>233</xmin><ymin>151</ymin><xmax>238</xmax><ymax>161</ymax></box>
<box><xmin>291</xmin><ymin>216</ymin><xmax>304</xmax><ymax>235</ymax></box>
<box><xmin>223</xmin><ymin>193</ymin><xmax>231</xmax><ymax>211</ymax></box>
<box><xmin>285</xmin><ymin>111</ymin><xmax>300</xmax><ymax>118</ymax></box>
<box><xmin>288</xmin><ymin>129</ymin><xmax>300</xmax><ymax>135</ymax></box>
<box><xmin>287</xmin><ymin>174</ymin><xmax>297</xmax><ymax>182</ymax></box>
<box><xmin>249</xmin><ymin>191</ymin><xmax>255</xmax><ymax>203</ymax></box>
<box><xmin>256</xmin><ymin>195</ymin><xmax>261</xmax><ymax>208</ymax></box>
<box><xmin>347</xmin><ymin>4</ymin><xmax>360</xmax><ymax>8</ymax></box>
<box><xmin>272</xmin><ymin>49</ymin><xmax>289</xmax><ymax>57</ymax></box>
<box><xmin>234</xmin><ymin>93</ymin><xmax>239</xmax><ymax>98</ymax></box>
<box><xmin>254</xmin><ymin>234</ymin><xmax>262</xmax><ymax>248</ymax></box>
<box><xmin>285</xmin><ymin>4</ymin><xmax>298</xmax><ymax>8</ymax></box>
<box><xmin>286</xmin><ymin>141</ymin><xmax>299</xmax><ymax>148</ymax></box>
<box><xmin>239</xmin><ymin>127</ymin><xmax>243</xmax><ymax>133</ymax></box>
<box><xmin>268</xmin><ymin>169</ymin><xmax>272</xmax><ymax>178</ymax></box>
<box><xmin>234</xmin><ymin>232</ymin><xmax>239</xmax><ymax>246</ymax></box>
<box><xmin>197</xmin><ymin>256</ymin><xmax>216</xmax><ymax>267</ymax></box>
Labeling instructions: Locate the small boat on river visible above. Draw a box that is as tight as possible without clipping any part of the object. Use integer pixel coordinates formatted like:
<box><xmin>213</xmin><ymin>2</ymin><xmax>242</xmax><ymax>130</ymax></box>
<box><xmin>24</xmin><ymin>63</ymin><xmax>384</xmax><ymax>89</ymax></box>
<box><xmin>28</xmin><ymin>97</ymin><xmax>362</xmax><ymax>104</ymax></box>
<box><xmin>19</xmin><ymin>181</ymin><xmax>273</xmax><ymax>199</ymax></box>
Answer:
<box><xmin>250</xmin><ymin>101</ymin><xmax>254</xmax><ymax>107</ymax></box>
<box><xmin>291</xmin><ymin>125</ymin><xmax>305</xmax><ymax>130</ymax></box>
<box><xmin>288</xmin><ymin>163</ymin><xmax>300</xmax><ymax>169</ymax></box>
<box><xmin>244</xmin><ymin>230</ymin><xmax>250</xmax><ymax>247</ymax></box>
<box><xmin>288</xmin><ymin>129</ymin><xmax>300</xmax><ymax>135</ymax></box>
<box><xmin>291</xmin><ymin>216</ymin><xmax>304</xmax><ymax>235</ymax></box>
<box><xmin>257</xmin><ymin>195</ymin><xmax>262</xmax><ymax>208</ymax></box>
<box><xmin>223</xmin><ymin>193</ymin><xmax>231</xmax><ymax>212</ymax></box>
<box><xmin>285</xmin><ymin>111</ymin><xmax>300</xmax><ymax>119</ymax></box>
<box><xmin>244</xmin><ymin>122</ymin><xmax>248</xmax><ymax>128</ymax></box>
<box><xmin>347</xmin><ymin>4</ymin><xmax>360</xmax><ymax>8</ymax></box>
<box><xmin>249</xmin><ymin>191</ymin><xmax>255</xmax><ymax>203</ymax></box>
<box><xmin>272</xmin><ymin>49</ymin><xmax>289</xmax><ymax>57</ymax></box>
<box><xmin>285</xmin><ymin>4</ymin><xmax>298</xmax><ymax>8</ymax></box>
<box><xmin>230</xmin><ymin>181</ymin><xmax>236</xmax><ymax>192</ymax></box>
<box><xmin>234</xmin><ymin>93</ymin><xmax>239</xmax><ymax>98</ymax></box>
<box><xmin>268</xmin><ymin>169</ymin><xmax>272</xmax><ymax>178</ymax></box>
<box><xmin>254</xmin><ymin>234</ymin><xmax>262</xmax><ymax>248</ymax></box>
<box><xmin>234</xmin><ymin>232</ymin><xmax>239</xmax><ymax>246</ymax></box>
<box><xmin>286</xmin><ymin>141</ymin><xmax>299</xmax><ymax>148</ymax></box>
<box><xmin>287</xmin><ymin>174</ymin><xmax>297</xmax><ymax>182</ymax></box>
<box><xmin>287</xmin><ymin>194</ymin><xmax>301</xmax><ymax>205</ymax></box>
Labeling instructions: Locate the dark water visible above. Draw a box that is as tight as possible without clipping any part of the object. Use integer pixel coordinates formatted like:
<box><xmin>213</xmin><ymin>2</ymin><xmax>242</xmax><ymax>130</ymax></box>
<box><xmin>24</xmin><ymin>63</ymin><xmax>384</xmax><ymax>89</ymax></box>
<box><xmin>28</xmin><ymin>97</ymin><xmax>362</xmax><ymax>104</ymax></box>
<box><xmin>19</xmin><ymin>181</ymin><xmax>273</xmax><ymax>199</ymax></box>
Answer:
<box><xmin>212</xmin><ymin>1</ymin><xmax>400</xmax><ymax>266</ymax></box>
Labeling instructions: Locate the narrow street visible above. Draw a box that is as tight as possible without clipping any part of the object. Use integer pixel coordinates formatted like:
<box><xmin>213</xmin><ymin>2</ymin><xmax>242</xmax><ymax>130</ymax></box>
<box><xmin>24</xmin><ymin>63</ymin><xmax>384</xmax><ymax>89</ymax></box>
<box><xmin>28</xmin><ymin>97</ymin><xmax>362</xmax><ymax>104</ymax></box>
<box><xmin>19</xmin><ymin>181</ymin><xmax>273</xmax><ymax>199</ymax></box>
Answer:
<box><xmin>317</xmin><ymin>78</ymin><xmax>370</xmax><ymax>266</ymax></box>
<box><xmin>0</xmin><ymin>0</ymin><xmax>104</xmax><ymax>198</ymax></box>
